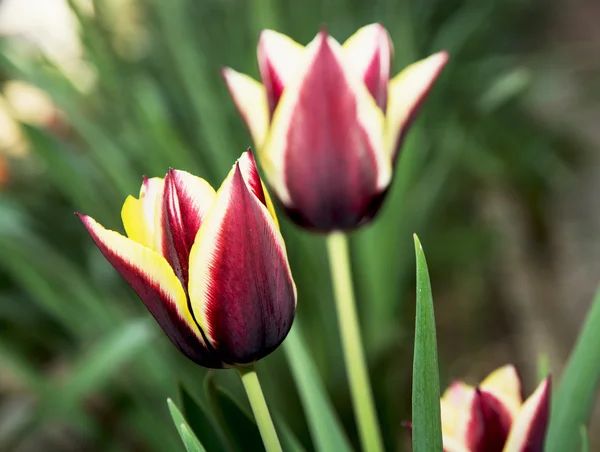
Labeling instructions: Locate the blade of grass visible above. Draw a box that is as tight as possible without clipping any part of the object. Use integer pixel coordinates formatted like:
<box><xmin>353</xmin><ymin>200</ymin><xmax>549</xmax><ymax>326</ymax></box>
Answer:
<box><xmin>204</xmin><ymin>372</ymin><xmax>264</xmax><ymax>452</ymax></box>
<box><xmin>537</xmin><ymin>353</ymin><xmax>550</xmax><ymax>383</ymax></box>
<box><xmin>0</xmin><ymin>340</ymin><xmax>45</xmax><ymax>393</ymax></box>
<box><xmin>178</xmin><ymin>385</ymin><xmax>226</xmax><ymax>452</ymax></box>
<box><xmin>43</xmin><ymin>318</ymin><xmax>156</xmax><ymax>416</ymax></box>
<box><xmin>167</xmin><ymin>398</ymin><xmax>207</xmax><ymax>452</ymax></box>
<box><xmin>412</xmin><ymin>234</ymin><xmax>442</xmax><ymax>452</ymax></box>
<box><xmin>580</xmin><ymin>426</ymin><xmax>589</xmax><ymax>452</ymax></box>
<box><xmin>546</xmin><ymin>286</ymin><xmax>600</xmax><ymax>452</ymax></box>
<box><xmin>273</xmin><ymin>412</ymin><xmax>306</xmax><ymax>452</ymax></box>
<box><xmin>148</xmin><ymin>0</ymin><xmax>235</xmax><ymax>177</ymax></box>
<box><xmin>283</xmin><ymin>324</ymin><xmax>352</xmax><ymax>452</ymax></box>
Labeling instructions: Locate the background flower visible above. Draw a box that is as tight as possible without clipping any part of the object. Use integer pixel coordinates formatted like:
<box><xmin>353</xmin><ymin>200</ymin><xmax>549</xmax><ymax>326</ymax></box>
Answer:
<box><xmin>440</xmin><ymin>366</ymin><xmax>551</xmax><ymax>452</ymax></box>
<box><xmin>224</xmin><ymin>25</ymin><xmax>446</xmax><ymax>231</ymax></box>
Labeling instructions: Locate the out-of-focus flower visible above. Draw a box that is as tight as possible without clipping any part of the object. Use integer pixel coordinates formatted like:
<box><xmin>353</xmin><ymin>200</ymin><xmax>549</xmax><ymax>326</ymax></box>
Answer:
<box><xmin>223</xmin><ymin>24</ymin><xmax>447</xmax><ymax>231</ymax></box>
<box><xmin>0</xmin><ymin>154</ymin><xmax>7</xmax><ymax>188</ymax></box>
<box><xmin>440</xmin><ymin>365</ymin><xmax>551</xmax><ymax>452</ymax></box>
<box><xmin>0</xmin><ymin>80</ymin><xmax>69</xmax><ymax>187</ymax></box>
<box><xmin>78</xmin><ymin>151</ymin><xmax>297</xmax><ymax>368</ymax></box>
<box><xmin>0</xmin><ymin>0</ymin><xmax>96</xmax><ymax>92</ymax></box>
<box><xmin>0</xmin><ymin>0</ymin><xmax>148</xmax><ymax>92</ymax></box>
<box><xmin>4</xmin><ymin>80</ymin><xmax>69</xmax><ymax>137</ymax></box>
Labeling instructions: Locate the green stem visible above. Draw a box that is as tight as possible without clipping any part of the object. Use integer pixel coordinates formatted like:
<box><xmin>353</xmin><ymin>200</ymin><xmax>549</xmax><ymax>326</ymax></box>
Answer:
<box><xmin>326</xmin><ymin>232</ymin><xmax>384</xmax><ymax>452</ymax></box>
<box><xmin>238</xmin><ymin>365</ymin><xmax>282</xmax><ymax>452</ymax></box>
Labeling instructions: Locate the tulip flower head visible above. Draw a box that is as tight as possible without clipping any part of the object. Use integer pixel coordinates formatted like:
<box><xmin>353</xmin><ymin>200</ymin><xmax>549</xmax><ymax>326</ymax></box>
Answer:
<box><xmin>440</xmin><ymin>365</ymin><xmax>551</xmax><ymax>452</ymax></box>
<box><xmin>223</xmin><ymin>24</ymin><xmax>448</xmax><ymax>231</ymax></box>
<box><xmin>78</xmin><ymin>151</ymin><xmax>297</xmax><ymax>368</ymax></box>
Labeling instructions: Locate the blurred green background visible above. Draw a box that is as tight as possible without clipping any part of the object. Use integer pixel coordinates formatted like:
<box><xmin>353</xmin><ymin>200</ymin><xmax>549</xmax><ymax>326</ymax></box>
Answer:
<box><xmin>0</xmin><ymin>0</ymin><xmax>597</xmax><ymax>450</ymax></box>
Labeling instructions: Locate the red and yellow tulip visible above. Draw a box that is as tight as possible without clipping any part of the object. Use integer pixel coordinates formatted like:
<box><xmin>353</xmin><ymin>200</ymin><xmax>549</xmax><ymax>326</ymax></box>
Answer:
<box><xmin>440</xmin><ymin>365</ymin><xmax>551</xmax><ymax>452</ymax></box>
<box><xmin>78</xmin><ymin>151</ymin><xmax>297</xmax><ymax>368</ymax></box>
<box><xmin>223</xmin><ymin>24</ymin><xmax>447</xmax><ymax>231</ymax></box>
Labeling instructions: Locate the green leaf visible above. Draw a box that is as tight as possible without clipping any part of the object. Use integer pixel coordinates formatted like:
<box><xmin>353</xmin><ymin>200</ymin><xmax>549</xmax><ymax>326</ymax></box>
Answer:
<box><xmin>204</xmin><ymin>372</ymin><xmax>263</xmax><ymax>452</ymax></box>
<box><xmin>273</xmin><ymin>413</ymin><xmax>306</xmax><ymax>452</ymax></box>
<box><xmin>0</xmin><ymin>339</ymin><xmax>46</xmax><ymax>393</ymax></box>
<box><xmin>34</xmin><ymin>319</ymin><xmax>157</xmax><ymax>435</ymax></box>
<box><xmin>283</xmin><ymin>324</ymin><xmax>352</xmax><ymax>452</ymax></box>
<box><xmin>179</xmin><ymin>384</ymin><xmax>226</xmax><ymax>452</ymax></box>
<box><xmin>167</xmin><ymin>398</ymin><xmax>207</xmax><ymax>452</ymax></box>
<box><xmin>537</xmin><ymin>353</ymin><xmax>550</xmax><ymax>383</ymax></box>
<box><xmin>580</xmin><ymin>425</ymin><xmax>589</xmax><ymax>452</ymax></box>
<box><xmin>546</xmin><ymin>286</ymin><xmax>600</xmax><ymax>452</ymax></box>
<box><xmin>61</xmin><ymin>319</ymin><xmax>155</xmax><ymax>405</ymax></box>
<box><xmin>412</xmin><ymin>235</ymin><xmax>443</xmax><ymax>452</ymax></box>
<box><xmin>148</xmin><ymin>0</ymin><xmax>235</xmax><ymax>177</ymax></box>
<box><xmin>19</xmin><ymin>124</ymin><xmax>110</xmax><ymax>218</ymax></box>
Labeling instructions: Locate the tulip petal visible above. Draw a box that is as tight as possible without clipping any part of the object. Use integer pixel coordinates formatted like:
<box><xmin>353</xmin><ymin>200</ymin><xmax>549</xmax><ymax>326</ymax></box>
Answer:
<box><xmin>162</xmin><ymin>169</ymin><xmax>216</xmax><ymax>287</ymax></box>
<box><xmin>443</xmin><ymin>435</ymin><xmax>471</xmax><ymax>452</ymax></box>
<box><xmin>122</xmin><ymin>177</ymin><xmax>165</xmax><ymax>252</ymax></box>
<box><xmin>122</xmin><ymin>195</ymin><xmax>151</xmax><ymax>246</ymax></box>
<box><xmin>441</xmin><ymin>382</ymin><xmax>475</xmax><ymax>442</ymax></box>
<box><xmin>385</xmin><ymin>51</ymin><xmax>448</xmax><ymax>161</ymax></box>
<box><xmin>480</xmin><ymin>365</ymin><xmax>522</xmax><ymax>420</ymax></box>
<box><xmin>343</xmin><ymin>23</ymin><xmax>392</xmax><ymax>110</ymax></box>
<box><xmin>222</xmin><ymin>68</ymin><xmax>270</xmax><ymax>150</ymax></box>
<box><xmin>188</xmin><ymin>159</ymin><xmax>296</xmax><ymax>365</ymax></box>
<box><xmin>257</xmin><ymin>30</ymin><xmax>305</xmax><ymax>113</ymax></box>
<box><xmin>466</xmin><ymin>389</ymin><xmax>512</xmax><ymax>452</ymax></box>
<box><xmin>237</xmin><ymin>149</ymin><xmax>279</xmax><ymax>227</ymax></box>
<box><xmin>502</xmin><ymin>378</ymin><xmax>551</xmax><ymax>452</ymax></box>
<box><xmin>407</xmin><ymin>421</ymin><xmax>470</xmax><ymax>452</ymax></box>
<box><xmin>78</xmin><ymin>214</ymin><xmax>222</xmax><ymax>368</ymax></box>
<box><xmin>263</xmin><ymin>30</ymin><xmax>391</xmax><ymax>230</ymax></box>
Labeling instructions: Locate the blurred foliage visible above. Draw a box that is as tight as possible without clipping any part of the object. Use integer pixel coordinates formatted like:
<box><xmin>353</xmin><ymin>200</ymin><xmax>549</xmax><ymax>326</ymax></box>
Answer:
<box><xmin>0</xmin><ymin>0</ymin><xmax>580</xmax><ymax>450</ymax></box>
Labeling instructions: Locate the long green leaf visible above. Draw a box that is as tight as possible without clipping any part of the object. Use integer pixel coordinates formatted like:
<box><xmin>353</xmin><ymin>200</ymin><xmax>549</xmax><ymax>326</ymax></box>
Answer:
<box><xmin>580</xmin><ymin>426</ymin><xmax>589</xmax><ymax>452</ymax></box>
<box><xmin>412</xmin><ymin>234</ymin><xmax>442</xmax><ymax>452</ymax></box>
<box><xmin>283</xmin><ymin>324</ymin><xmax>352</xmax><ymax>452</ymax></box>
<box><xmin>0</xmin><ymin>340</ymin><xmax>45</xmax><ymax>393</ymax></box>
<box><xmin>179</xmin><ymin>384</ymin><xmax>226</xmax><ymax>452</ymax></box>
<box><xmin>546</xmin><ymin>286</ymin><xmax>600</xmax><ymax>452</ymax></box>
<box><xmin>167</xmin><ymin>398</ymin><xmax>207</xmax><ymax>452</ymax></box>
<box><xmin>204</xmin><ymin>373</ymin><xmax>263</xmax><ymax>452</ymax></box>
<box><xmin>273</xmin><ymin>413</ymin><xmax>306</xmax><ymax>452</ymax></box>
<box><xmin>52</xmin><ymin>319</ymin><xmax>155</xmax><ymax>411</ymax></box>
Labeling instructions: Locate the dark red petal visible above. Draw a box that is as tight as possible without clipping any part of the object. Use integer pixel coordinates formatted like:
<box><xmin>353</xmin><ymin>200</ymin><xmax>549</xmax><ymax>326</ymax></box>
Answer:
<box><xmin>518</xmin><ymin>378</ymin><xmax>551</xmax><ymax>452</ymax></box>
<box><xmin>466</xmin><ymin>389</ymin><xmax>512</xmax><ymax>452</ymax></box>
<box><xmin>162</xmin><ymin>173</ymin><xmax>187</xmax><ymax>287</ymax></box>
<box><xmin>78</xmin><ymin>214</ymin><xmax>223</xmax><ymax>368</ymax></box>
<box><xmin>281</xmin><ymin>34</ymin><xmax>384</xmax><ymax>231</ymax></box>
<box><xmin>343</xmin><ymin>24</ymin><xmax>392</xmax><ymax>110</ymax></box>
<box><xmin>237</xmin><ymin>149</ymin><xmax>267</xmax><ymax>206</ymax></box>
<box><xmin>362</xmin><ymin>50</ymin><xmax>387</xmax><ymax>109</ymax></box>
<box><xmin>257</xmin><ymin>30</ymin><xmax>304</xmax><ymax>115</ymax></box>
<box><xmin>188</xmin><ymin>164</ymin><xmax>296</xmax><ymax>365</ymax></box>
<box><xmin>261</xmin><ymin>57</ymin><xmax>286</xmax><ymax>115</ymax></box>
<box><xmin>162</xmin><ymin>170</ymin><xmax>215</xmax><ymax>287</ymax></box>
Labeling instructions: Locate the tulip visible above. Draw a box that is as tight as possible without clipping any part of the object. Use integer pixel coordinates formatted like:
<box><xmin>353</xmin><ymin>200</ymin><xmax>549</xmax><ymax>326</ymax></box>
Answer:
<box><xmin>440</xmin><ymin>365</ymin><xmax>551</xmax><ymax>452</ymax></box>
<box><xmin>77</xmin><ymin>151</ymin><xmax>297</xmax><ymax>368</ymax></box>
<box><xmin>223</xmin><ymin>24</ymin><xmax>448</xmax><ymax>231</ymax></box>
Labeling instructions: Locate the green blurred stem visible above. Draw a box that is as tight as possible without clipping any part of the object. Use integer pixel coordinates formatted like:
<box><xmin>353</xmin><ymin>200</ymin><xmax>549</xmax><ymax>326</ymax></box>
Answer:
<box><xmin>326</xmin><ymin>233</ymin><xmax>384</xmax><ymax>452</ymax></box>
<box><xmin>238</xmin><ymin>366</ymin><xmax>282</xmax><ymax>452</ymax></box>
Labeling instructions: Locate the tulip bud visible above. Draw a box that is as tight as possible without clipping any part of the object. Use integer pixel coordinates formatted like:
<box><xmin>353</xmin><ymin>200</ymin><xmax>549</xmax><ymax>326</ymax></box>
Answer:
<box><xmin>78</xmin><ymin>151</ymin><xmax>297</xmax><ymax>368</ymax></box>
<box><xmin>224</xmin><ymin>24</ymin><xmax>448</xmax><ymax>231</ymax></box>
<box><xmin>438</xmin><ymin>365</ymin><xmax>551</xmax><ymax>452</ymax></box>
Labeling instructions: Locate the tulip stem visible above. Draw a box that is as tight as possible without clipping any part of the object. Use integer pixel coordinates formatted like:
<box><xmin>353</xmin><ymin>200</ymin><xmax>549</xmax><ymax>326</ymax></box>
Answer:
<box><xmin>326</xmin><ymin>232</ymin><xmax>384</xmax><ymax>452</ymax></box>
<box><xmin>238</xmin><ymin>365</ymin><xmax>282</xmax><ymax>452</ymax></box>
